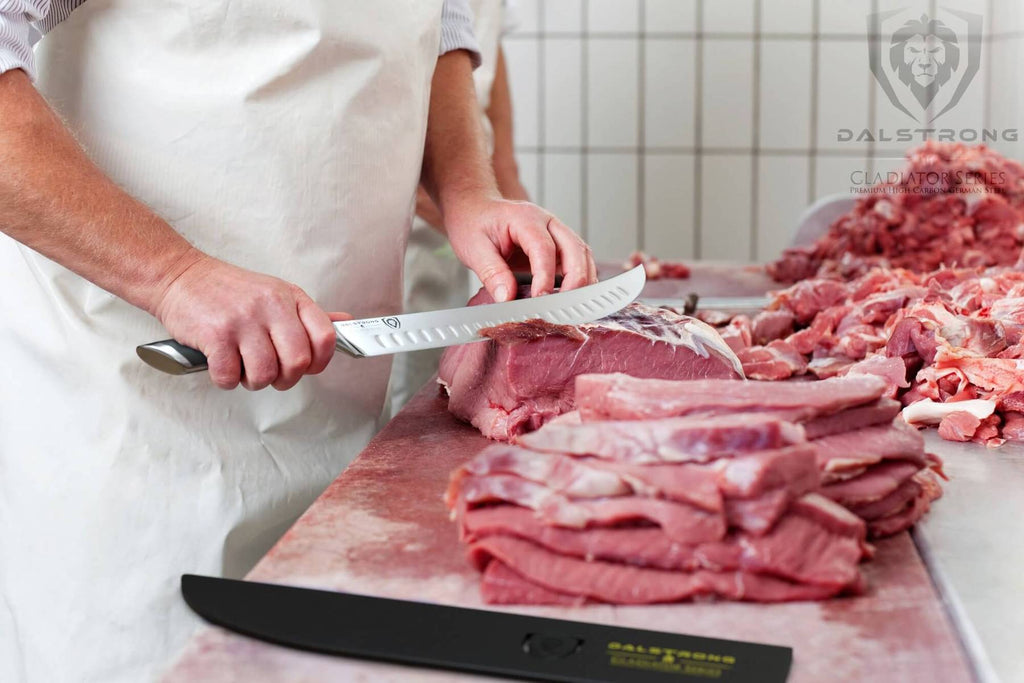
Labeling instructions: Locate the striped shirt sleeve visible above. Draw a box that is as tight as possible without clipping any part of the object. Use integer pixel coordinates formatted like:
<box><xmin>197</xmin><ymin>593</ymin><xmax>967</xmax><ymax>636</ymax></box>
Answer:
<box><xmin>0</xmin><ymin>0</ymin><xmax>48</xmax><ymax>80</ymax></box>
<box><xmin>440</xmin><ymin>0</ymin><xmax>482</xmax><ymax>68</ymax></box>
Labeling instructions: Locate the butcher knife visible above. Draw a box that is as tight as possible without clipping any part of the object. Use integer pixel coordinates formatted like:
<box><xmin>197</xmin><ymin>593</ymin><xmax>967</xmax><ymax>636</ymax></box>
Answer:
<box><xmin>136</xmin><ymin>265</ymin><xmax>647</xmax><ymax>375</ymax></box>
<box><xmin>181</xmin><ymin>574</ymin><xmax>793</xmax><ymax>683</ymax></box>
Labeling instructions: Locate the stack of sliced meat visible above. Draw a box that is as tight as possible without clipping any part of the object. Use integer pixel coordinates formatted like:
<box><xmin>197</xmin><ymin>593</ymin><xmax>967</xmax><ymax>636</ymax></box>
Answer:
<box><xmin>573</xmin><ymin>373</ymin><xmax>944</xmax><ymax>539</ymax></box>
<box><xmin>705</xmin><ymin>263</ymin><xmax>1024</xmax><ymax>446</ymax></box>
<box><xmin>439</xmin><ymin>296</ymin><xmax>742</xmax><ymax>441</ymax></box>
<box><xmin>768</xmin><ymin>142</ymin><xmax>1024</xmax><ymax>283</ymax></box>
<box><xmin>447</xmin><ymin>374</ymin><xmax>948</xmax><ymax>606</ymax></box>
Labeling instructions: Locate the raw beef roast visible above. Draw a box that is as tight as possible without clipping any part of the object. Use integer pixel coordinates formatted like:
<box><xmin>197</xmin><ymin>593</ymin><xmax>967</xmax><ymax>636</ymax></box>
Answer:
<box><xmin>439</xmin><ymin>295</ymin><xmax>742</xmax><ymax>440</ymax></box>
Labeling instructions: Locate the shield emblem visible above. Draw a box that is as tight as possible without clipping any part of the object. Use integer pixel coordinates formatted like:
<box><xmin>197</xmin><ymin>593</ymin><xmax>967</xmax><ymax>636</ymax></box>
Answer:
<box><xmin>383</xmin><ymin>317</ymin><xmax>401</xmax><ymax>329</ymax></box>
<box><xmin>868</xmin><ymin>7</ymin><xmax>983</xmax><ymax>123</ymax></box>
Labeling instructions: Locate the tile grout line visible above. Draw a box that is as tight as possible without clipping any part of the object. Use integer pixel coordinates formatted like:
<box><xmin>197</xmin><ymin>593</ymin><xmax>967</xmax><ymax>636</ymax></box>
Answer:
<box><xmin>513</xmin><ymin>145</ymin><xmax>920</xmax><ymax>157</ymax></box>
<box><xmin>536</xmin><ymin>3</ymin><xmax>544</xmax><ymax>205</ymax></box>
<box><xmin>983</xmin><ymin>0</ymin><xmax>994</xmax><ymax>131</ymax></box>
<box><xmin>580</xmin><ymin>0</ymin><xmax>589</xmax><ymax>242</ymax></box>
<box><xmin>505</xmin><ymin>31</ymin><xmax>901</xmax><ymax>41</ymax></box>
<box><xmin>750</xmin><ymin>0</ymin><xmax>763</xmax><ymax>262</ymax></box>
<box><xmin>637</xmin><ymin>0</ymin><xmax>646</xmax><ymax>252</ymax></box>
<box><xmin>807</xmin><ymin>0</ymin><xmax>821</xmax><ymax>205</ymax></box>
<box><xmin>693</xmin><ymin>0</ymin><xmax>705</xmax><ymax>259</ymax></box>
<box><xmin>867</xmin><ymin>0</ymin><xmax>879</xmax><ymax>178</ymax></box>
<box><xmin>537</xmin><ymin>3</ymin><xmax>546</xmax><ymax>206</ymax></box>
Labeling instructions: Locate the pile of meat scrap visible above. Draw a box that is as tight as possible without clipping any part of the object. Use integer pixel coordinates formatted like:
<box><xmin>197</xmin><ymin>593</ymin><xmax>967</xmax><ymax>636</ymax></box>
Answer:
<box><xmin>447</xmin><ymin>374</ymin><xmax>941</xmax><ymax>605</ymax></box>
<box><xmin>714</xmin><ymin>264</ymin><xmax>1024</xmax><ymax>446</ymax></box>
<box><xmin>439</xmin><ymin>298</ymin><xmax>743</xmax><ymax>441</ymax></box>
<box><xmin>622</xmin><ymin>250</ymin><xmax>691</xmax><ymax>280</ymax></box>
<box><xmin>768</xmin><ymin>142</ymin><xmax>1024</xmax><ymax>283</ymax></box>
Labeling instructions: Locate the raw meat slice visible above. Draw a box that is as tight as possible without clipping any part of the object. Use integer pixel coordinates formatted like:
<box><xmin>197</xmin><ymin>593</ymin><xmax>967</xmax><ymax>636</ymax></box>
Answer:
<box><xmin>866</xmin><ymin>472</ymin><xmax>943</xmax><ymax>537</ymax></box>
<box><xmin>751</xmin><ymin>310</ymin><xmax>796</xmax><ymax>344</ymax></box>
<box><xmin>461</xmin><ymin>505</ymin><xmax>867</xmax><ymax>588</ymax></box>
<box><xmin>723</xmin><ymin>489</ymin><xmax>794</xmax><ymax>535</ymax></box>
<box><xmin>439</xmin><ymin>300</ymin><xmax>743</xmax><ymax>441</ymax></box>
<box><xmin>812</xmin><ymin>421</ymin><xmax>928</xmax><ymax>474</ymax></box>
<box><xmin>821</xmin><ymin>461</ymin><xmax>922</xmax><ymax>507</ymax></box>
<box><xmin>1002</xmin><ymin>411</ymin><xmax>1024</xmax><ymax>440</ymax></box>
<box><xmin>848</xmin><ymin>478</ymin><xmax>922</xmax><ymax>521</ymax></box>
<box><xmin>937</xmin><ymin>411</ymin><xmax>983</xmax><ymax>442</ymax></box>
<box><xmin>468</xmin><ymin>536</ymin><xmax>856</xmax><ymax>604</ymax></box>
<box><xmin>737</xmin><ymin>341</ymin><xmax>808</xmax><ymax>380</ymax></box>
<box><xmin>447</xmin><ymin>444</ymin><xmax>631</xmax><ymax>503</ymax></box>
<box><xmin>479</xmin><ymin>561</ymin><xmax>585</xmax><ymax>606</ymax></box>
<box><xmin>454</xmin><ymin>474</ymin><xmax>727</xmax><ymax>543</ymax></box>
<box><xmin>516</xmin><ymin>413</ymin><xmax>805</xmax><ymax>463</ymax></box>
<box><xmin>801</xmin><ymin>398</ymin><xmax>902</xmax><ymax>439</ymax></box>
<box><xmin>455</xmin><ymin>441</ymin><xmax>818</xmax><ymax>513</ymax></box>
<box><xmin>450</xmin><ymin>443</ymin><xmax>722</xmax><ymax>512</ymax></box>
<box><xmin>840</xmin><ymin>355</ymin><xmax>909</xmax><ymax>398</ymax></box>
<box><xmin>575</xmin><ymin>373</ymin><xmax>888</xmax><ymax>421</ymax></box>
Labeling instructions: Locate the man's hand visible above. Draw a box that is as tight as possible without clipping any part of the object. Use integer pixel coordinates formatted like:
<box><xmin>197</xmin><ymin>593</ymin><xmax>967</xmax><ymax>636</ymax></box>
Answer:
<box><xmin>443</xmin><ymin>193</ymin><xmax>596</xmax><ymax>302</ymax></box>
<box><xmin>154</xmin><ymin>251</ymin><xmax>347</xmax><ymax>391</ymax></box>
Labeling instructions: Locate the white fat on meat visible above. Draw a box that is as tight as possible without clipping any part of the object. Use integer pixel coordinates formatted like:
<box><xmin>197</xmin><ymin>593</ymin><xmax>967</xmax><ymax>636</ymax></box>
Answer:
<box><xmin>902</xmin><ymin>398</ymin><xmax>997</xmax><ymax>425</ymax></box>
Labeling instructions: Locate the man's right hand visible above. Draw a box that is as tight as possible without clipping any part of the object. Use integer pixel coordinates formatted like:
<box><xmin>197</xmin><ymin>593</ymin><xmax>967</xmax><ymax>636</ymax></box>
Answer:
<box><xmin>153</xmin><ymin>252</ymin><xmax>346</xmax><ymax>391</ymax></box>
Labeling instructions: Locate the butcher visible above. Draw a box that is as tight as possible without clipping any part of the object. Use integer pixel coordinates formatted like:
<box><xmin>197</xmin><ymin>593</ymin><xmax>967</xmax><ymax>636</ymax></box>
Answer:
<box><xmin>0</xmin><ymin>1</ymin><xmax>595</xmax><ymax>681</ymax></box>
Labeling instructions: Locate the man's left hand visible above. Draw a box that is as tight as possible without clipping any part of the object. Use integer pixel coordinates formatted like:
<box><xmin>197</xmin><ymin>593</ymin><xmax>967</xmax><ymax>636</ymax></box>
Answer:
<box><xmin>442</xmin><ymin>193</ymin><xmax>597</xmax><ymax>302</ymax></box>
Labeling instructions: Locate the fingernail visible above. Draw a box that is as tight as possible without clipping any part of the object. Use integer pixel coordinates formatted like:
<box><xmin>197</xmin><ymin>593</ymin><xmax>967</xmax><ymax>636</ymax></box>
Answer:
<box><xmin>495</xmin><ymin>284</ymin><xmax>509</xmax><ymax>301</ymax></box>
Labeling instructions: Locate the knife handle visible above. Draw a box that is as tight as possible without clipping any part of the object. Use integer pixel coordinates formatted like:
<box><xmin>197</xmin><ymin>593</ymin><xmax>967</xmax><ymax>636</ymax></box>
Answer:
<box><xmin>136</xmin><ymin>340</ymin><xmax>209</xmax><ymax>375</ymax></box>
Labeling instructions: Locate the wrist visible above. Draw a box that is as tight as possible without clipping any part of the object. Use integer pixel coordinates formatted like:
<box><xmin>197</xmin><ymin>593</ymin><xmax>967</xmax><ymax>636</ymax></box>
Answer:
<box><xmin>145</xmin><ymin>245</ymin><xmax>208</xmax><ymax>319</ymax></box>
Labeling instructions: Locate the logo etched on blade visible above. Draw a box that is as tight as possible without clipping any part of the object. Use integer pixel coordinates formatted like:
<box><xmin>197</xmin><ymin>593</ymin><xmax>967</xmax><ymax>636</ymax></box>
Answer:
<box><xmin>383</xmin><ymin>317</ymin><xmax>401</xmax><ymax>329</ymax></box>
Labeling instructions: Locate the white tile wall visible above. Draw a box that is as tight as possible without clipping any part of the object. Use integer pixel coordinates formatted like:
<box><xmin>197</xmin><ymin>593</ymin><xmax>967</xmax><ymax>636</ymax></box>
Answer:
<box><xmin>516</xmin><ymin>151</ymin><xmax>540</xmax><ymax>199</ymax></box>
<box><xmin>759</xmin><ymin>39</ymin><xmax>812</xmax><ymax>150</ymax></box>
<box><xmin>513</xmin><ymin>0</ymin><xmax>540</xmax><ymax>33</ymax></box>
<box><xmin>543</xmin><ymin>0</ymin><xmax>582</xmax><ymax>32</ymax></box>
<box><xmin>502</xmin><ymin>0</ymin><xmax>1024</xmax><ymax>263</ymax></box>
<box><xmin>818</xmin><ymin>0</ymin><xmax>871</xmax><ymax>36</ymax></box>
<box><xmin>645</xmin><ymin>39</ymin><xmax>697</xmax><ymax>148</ymax></box>
<box><xmin>544</xmin><ymin>39</ymin><xmax>583</xmax><ymax>147</ymax></box>
<box><xmin>813</xmin><ymin>156</ymin><xmax>868</xmax><ymax>200</ymax></box>
<box><xmin>757</xmin><ymin>155</ymin><xmax>811</xmax><ymax>260</ymax></box>
<box><xmin>543</xmin><ymin>153</ymin><xmax>583</xmax><ymax>230</ymax></box>
<box><xmin>702</xmin><ymin>40</ymin><xmax>755</xmax><ymax>149</ymax></box>
<box><xmin>644</xmin><ymin>154</ymin><xmax>697</xmax><ymax>258</ymax></box>
<box><xmin>816</xmin><ymin>40</ymin><xmax>871</xmax><ymax>152</ymax></box>
<box><xmin>587</xmin><ymin>39</ymin><xmax>639</xmax><ymax>147</ymax></box>
<box><xmin>587</xmin><ymin>154</ymin><xmax>639</xmax><ymax>258</ymax></box>
<box><xmin>761</xmin><ymin>0</ymin><xmax>813</xmax><ymax>35</ymax></box>
<box><xmin>503</xmin><ymin>39</ymin><xmax>539</xmax><ymax>147</ymax></box>
<box><xmin>587</xmin><ymin>0</ymin><xmax>639</xmax><ymax>33</ymax></box>
<box><xmin>700</xmin><ymin>155</ymin><xmax>752</xmax><ymax>260</ymax></box>
<box><xmin>703</xmin><ymin>0</ymin><xmax>755</xmax><ymax>34</ymax></box>
<box><xmin>645</xmin><ymin>0</ymin><xmax>697</xmax><ymax>34</ymax></box>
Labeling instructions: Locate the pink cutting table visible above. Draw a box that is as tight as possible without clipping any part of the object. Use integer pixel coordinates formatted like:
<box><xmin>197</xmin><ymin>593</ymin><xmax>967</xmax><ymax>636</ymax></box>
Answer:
<box><xmin>162</xmin><ymin>264</ymin><xmax>975</xmax><ymax>683</ymax></box>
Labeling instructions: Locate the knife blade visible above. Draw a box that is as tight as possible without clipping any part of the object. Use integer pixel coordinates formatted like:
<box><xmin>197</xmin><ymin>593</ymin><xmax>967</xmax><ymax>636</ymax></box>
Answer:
<box><xmin>136</xmin><ymin>265</ymin><xmax>646</xmax><ymax>375</ymax></box>
<box><xmin>180</xmin><ymin>574</ymin><xmax>793</xmax><ymax>683</ymax></box>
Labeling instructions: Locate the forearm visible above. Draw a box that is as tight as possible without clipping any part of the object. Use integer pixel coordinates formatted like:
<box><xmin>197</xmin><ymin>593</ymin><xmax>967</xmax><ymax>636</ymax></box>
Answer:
<box><xmin>0</xmin><ymin>70</ymin><xmax>199</xmax><ymax>315</ymax></box>
<box><xmin>485</xmin><ymin>47</ymin><xmax>522</xmax><ymax>196</ymax></box>
<box><xmin>421</xmin><ymin>50</ymin><xmax>499</xmax><ymax>224</ymax></box>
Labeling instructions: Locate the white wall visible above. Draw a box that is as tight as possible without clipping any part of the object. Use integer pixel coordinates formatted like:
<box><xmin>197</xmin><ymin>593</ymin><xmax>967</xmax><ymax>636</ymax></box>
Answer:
<box><xmin>503</xmin><ymin>0</ymin><xmax>1024</xmax><ymax>262</ymax></box>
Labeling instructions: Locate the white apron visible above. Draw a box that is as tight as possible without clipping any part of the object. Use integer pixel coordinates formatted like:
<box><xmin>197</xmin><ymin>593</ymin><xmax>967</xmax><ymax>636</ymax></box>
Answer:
<box><xmin>0</xmin><ymin>1</ymin><xmax>442</xmax><ymax>681</ymax></box>
<box><xmin>390</xmin><ymin>0</ymin><xmax>504</xmax><ymax>412</ymax></box>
